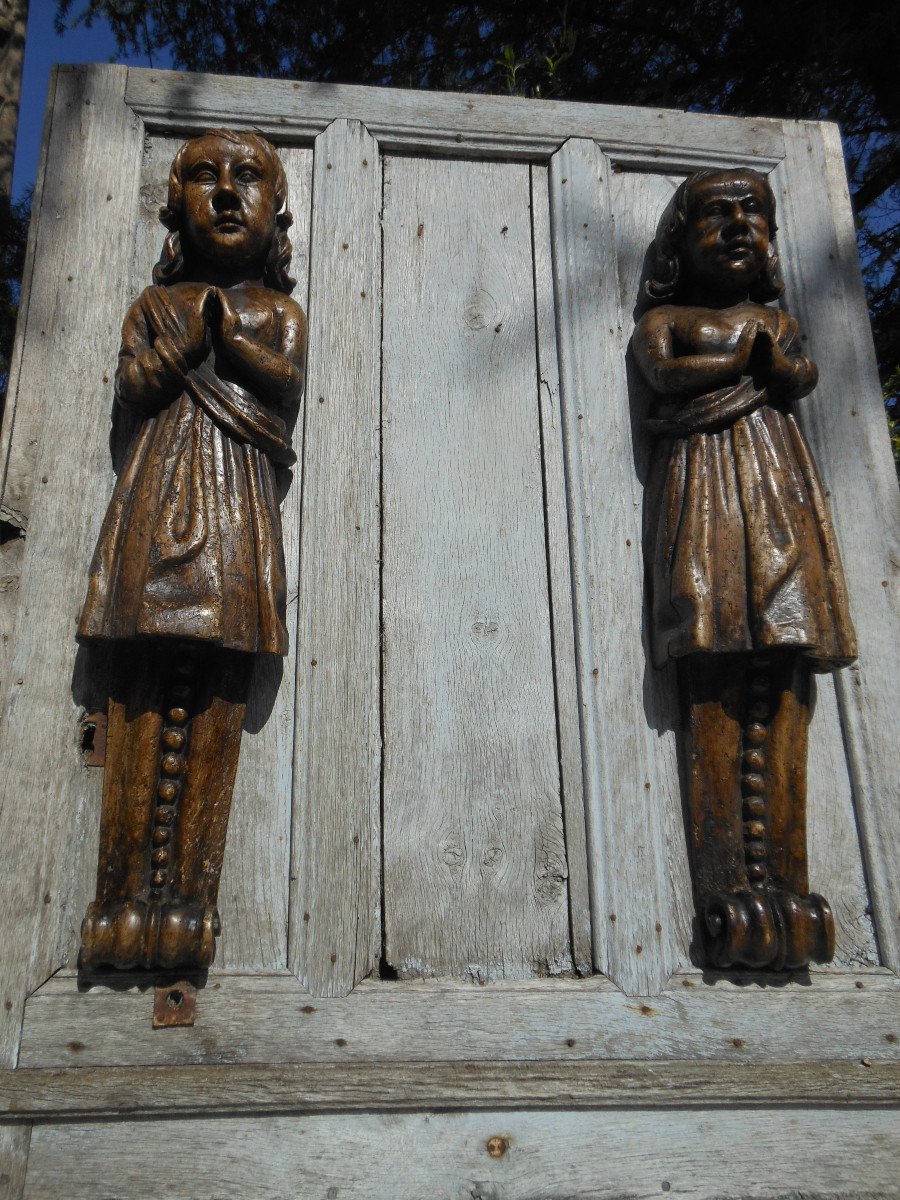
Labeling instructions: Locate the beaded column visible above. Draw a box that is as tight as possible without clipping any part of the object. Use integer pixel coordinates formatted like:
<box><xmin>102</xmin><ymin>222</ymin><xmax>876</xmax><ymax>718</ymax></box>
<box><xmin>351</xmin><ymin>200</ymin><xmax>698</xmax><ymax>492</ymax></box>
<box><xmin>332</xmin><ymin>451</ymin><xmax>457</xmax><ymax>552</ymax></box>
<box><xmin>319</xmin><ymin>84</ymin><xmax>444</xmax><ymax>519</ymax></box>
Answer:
<box><xmin>683</xmin><ymin>652</ymin><xmax>835</xmax><ymax>970</ymax></box>
<box><xmin>79</xmin><ymin>642</ymin><xmax>253</xmax><ymax>971</ymax></box>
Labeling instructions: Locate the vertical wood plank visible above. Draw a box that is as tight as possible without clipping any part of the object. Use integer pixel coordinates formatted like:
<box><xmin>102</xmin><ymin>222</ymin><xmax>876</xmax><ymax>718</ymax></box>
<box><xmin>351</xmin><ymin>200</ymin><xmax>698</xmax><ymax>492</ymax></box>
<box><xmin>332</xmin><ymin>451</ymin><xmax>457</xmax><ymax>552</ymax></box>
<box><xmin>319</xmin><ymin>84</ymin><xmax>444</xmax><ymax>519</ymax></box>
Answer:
<box><xmin>289</xmin><ymin>120</ymin><xmax>382</xmax><ymax>995</ymax></box>
<box><xmin>381</xmin><ymin>155</ymin><xmax>572</xmax><ymax>981</ymax></box>
<box><xmin>530</xmin><ymin>163</ymin><xmax>593</xmax><ymax>976</ymax></box>
<box><xmin>773</xmin><ymin>122</ymin><xmax>900</xmax><ymax>971</ymax></box>
<box><xmin>607</xmin><ymin>169</ymin><xmax>695</xmax><ymax>980</ymax></box>
<box><xmin>0</xmin><ymin>70</ymin><xmax>58</xmax><ymax>533</ymax></box>
<box><xmin>0</xmin><ymin>1125</ymin><xmax>30</xmax><ymax>1200</ymax></box>
<box><xmin>0</xmin><ymin>65</ymin><xmax>143</xmax><ymax>1065</ymax></box>
<box><xmin>0</xmin><ymin>69</ymin><xmax>58</xmax><ymax>698</ymax></box>
<box><xmin>806</xmin><ymin>676</ymin><xmax>879</xmax><ymax>967</ymax></box>
<box><xmin>549</xmin><ymin>139</ymin><xmax>688</xmax><ymax>994</ymax></box>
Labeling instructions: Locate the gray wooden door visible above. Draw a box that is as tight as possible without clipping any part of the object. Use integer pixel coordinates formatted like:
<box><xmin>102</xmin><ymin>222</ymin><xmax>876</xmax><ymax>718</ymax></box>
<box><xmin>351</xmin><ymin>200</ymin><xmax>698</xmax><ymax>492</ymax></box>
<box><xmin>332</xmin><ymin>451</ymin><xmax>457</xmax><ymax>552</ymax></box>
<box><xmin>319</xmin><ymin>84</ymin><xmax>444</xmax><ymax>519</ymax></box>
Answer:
<box><xmin>0</xmin><ymin>66</ymin><xmax>897</xmax><ymax>1198</ymax></box>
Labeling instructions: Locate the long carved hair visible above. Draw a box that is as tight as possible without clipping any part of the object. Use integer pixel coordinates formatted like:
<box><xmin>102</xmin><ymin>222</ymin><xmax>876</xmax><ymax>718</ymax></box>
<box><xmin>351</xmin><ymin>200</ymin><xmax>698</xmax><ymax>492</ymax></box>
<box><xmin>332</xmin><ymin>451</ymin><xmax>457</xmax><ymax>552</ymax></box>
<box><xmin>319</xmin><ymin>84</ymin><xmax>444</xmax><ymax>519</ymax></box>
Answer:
<box><xmin>644</xmin><ymin>168</ymin><xmax>783</xmax><ymax>305</ymax></box>
<box><xmin>152</xmin><ymin>129</ymin><xmax>296</xmax><ymax>294</ymax></box>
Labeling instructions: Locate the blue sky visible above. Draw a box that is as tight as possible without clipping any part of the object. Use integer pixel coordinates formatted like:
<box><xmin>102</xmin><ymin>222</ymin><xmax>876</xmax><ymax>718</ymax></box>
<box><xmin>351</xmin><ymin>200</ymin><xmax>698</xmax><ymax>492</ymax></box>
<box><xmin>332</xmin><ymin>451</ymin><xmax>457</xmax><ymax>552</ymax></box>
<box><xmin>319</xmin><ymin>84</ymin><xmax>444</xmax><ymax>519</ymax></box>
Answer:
<box><xmin>12</xmin><ymin>0</ymin><xmax>170</xmax><ymax>201</ymax></box>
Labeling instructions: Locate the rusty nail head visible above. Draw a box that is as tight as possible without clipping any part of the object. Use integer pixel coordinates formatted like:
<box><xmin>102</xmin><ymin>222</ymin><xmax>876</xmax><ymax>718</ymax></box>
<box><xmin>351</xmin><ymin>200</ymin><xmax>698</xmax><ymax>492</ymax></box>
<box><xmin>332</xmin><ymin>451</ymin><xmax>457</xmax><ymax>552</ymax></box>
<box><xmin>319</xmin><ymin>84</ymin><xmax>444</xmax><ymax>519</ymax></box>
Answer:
<box><xmin>153</xmin><ymin>979</ymin><xmax>197</xmax><ymax>1028</ymax></box>
<box><xmin>486</xmin><ymin>1136</ymin><xmax>508</xmax><ymax>1158</ymax></box>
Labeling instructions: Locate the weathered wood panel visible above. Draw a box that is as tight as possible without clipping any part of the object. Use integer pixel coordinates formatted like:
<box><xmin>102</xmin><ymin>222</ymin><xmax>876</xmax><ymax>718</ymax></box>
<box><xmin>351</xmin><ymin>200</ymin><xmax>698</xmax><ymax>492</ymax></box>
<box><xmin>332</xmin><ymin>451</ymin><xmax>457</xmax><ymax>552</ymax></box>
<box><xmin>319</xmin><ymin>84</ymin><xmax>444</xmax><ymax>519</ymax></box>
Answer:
<box><xmin>289</xmin><ymin>120</ymin><xmax>382</xmax><ymax>995</ymax></box>
<box><xmin>806</xmin><ymin>676</ymin><xmax>880</xmax><ymax>967</ymax></box>
<box><xmin>125</xmin><ymin>68</ymin><xmax>786</xmax><ymax>170</ymax></box>
<box><xmin>22</xmin><ymin>1108</ymin><xmax>900</xmax><ymax>1198</ymax></box>
<box><xmin>4</xmin><ymin>1059</ymin><xmax>899</xmax><ymax>1119</ymax></box>
<box><xmin>608</xmin><ymin>167</ymin><xmax>878</xmax><ymax>971</ymax></box>
<box><xmin>0</xmin><ymin>1125</ymin><xmax>29</xmax><ymax>1200</ymax></box>
<box><xmin>381</xmin><ymin>154</ymin><xmax>572</xmax><ymax>980</ymax></box>
<box><xmin>2</xmin><ymin>71</ymin><xmax>897</xmax><ymax>1200</ymax></box>
<box><xmin>773</xmin><ymin>122</ymin><xmax>900</xmax><ymax>971</ymax></box>
<box><xmin>0</xmin><ymin>68</ymin><xmax>57</xmax><ymax>702</ymax></box>
<box><xmin>19</xmin><ymin>971</ymin><xmax>900</xmax><ymax>1068</ymax></box>
<box><xmin>0</xmin><ymin>65</ymin><xmax>143</xmax><ymax>1068</ymax></box>
<box><xmin>0</xmin><ymin>70</ymin><xmax>58</xmax><ymax>537</ymax></box>
<box><xmin>549</xmin><ymin>140</ymin><xmax>689</xmax><ymax>995</ymax></box>
<box><xmin>530</xmin><ymin>162</ymin><xmax>593</xmax><ymax>975</ymax></box>
<box><xmin>604</xmin><ymin>168</ymin><xmax>696</xmax><ymax>978</ymax></box>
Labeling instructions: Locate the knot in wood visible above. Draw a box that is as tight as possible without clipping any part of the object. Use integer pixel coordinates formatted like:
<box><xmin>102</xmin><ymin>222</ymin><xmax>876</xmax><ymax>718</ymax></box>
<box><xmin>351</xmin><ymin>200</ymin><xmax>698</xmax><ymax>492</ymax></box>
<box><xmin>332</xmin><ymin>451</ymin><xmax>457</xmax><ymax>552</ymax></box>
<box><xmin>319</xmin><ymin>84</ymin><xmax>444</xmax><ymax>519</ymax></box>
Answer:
<box><xmin>462</xmin><ymin>288</ymin><xmax>497</xmax><ymax>333</ymax></box>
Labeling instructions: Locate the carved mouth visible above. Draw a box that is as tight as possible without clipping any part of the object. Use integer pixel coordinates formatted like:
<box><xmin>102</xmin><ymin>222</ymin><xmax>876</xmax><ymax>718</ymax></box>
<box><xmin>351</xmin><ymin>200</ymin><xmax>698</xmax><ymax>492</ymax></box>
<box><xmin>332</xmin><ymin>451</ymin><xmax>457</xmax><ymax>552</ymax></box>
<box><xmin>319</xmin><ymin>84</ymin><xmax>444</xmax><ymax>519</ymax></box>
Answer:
<box><xmin>214</xmin><ymin>216</ymin><xmax>244</xmax><ymax>231</ymax></box>
<box><xmin>722</xmin><ymin>241</ymin><xmax>755</xmax><ymax>260</ymax></box>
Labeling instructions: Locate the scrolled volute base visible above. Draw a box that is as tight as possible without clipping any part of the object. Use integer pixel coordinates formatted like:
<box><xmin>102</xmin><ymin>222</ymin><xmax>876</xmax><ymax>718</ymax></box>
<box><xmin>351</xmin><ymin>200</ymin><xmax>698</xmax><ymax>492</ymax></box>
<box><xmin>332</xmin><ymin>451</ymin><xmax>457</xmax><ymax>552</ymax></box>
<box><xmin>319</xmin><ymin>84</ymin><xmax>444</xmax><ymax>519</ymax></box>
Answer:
<box><xmin>79</xmin><ymin>899</ymin><xmax>219</xmax><ymax>971</ymax></box>
<box><xmin>702</xmin><ymin>889</ymin><xmax>835</xmax><ymax>971</ymax></box>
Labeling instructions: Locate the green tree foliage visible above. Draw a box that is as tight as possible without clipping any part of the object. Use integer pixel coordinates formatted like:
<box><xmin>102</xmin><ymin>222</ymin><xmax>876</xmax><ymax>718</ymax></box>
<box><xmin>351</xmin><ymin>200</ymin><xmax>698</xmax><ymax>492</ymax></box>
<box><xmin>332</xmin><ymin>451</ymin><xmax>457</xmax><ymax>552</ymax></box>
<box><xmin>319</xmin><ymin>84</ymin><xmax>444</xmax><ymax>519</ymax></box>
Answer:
<box><xmin>45</xmin><ymin>0</ymin><xmax>900</xmax><ymax>451</ymax></box>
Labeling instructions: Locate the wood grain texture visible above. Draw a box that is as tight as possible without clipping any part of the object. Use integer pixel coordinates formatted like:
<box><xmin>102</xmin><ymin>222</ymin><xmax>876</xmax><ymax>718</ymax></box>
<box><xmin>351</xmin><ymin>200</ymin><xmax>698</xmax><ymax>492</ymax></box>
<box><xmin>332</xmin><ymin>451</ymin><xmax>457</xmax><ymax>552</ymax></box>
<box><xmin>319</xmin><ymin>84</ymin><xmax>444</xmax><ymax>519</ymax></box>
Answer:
<box><xmin>381</xmin><ymin>155</ymin><xmax>572</xmax><ymax>981</ymax></box>
<box><xmin>0</xmin><ymin>68</ymin><xmax>58</xmax><ymax>534</ymax></box>
<box><xmin>773</xmin><ymin>122</ymin><xmax>900</xmax><ymax>972</ymax></box>
<box><xmin>609</xmin><ymin>167</ymin><xmax>877</xmax><ymax>971</ymax></box>
<box><xmin>19</xmin><ymin>970</ymin><xmax>900</xmax><ymax>1069</ymax></box>
<box><xmin>549</xmin><ymin>140</ymin><xmax>689</xmax><ymax>994</ymax></box>
<box><xmin>0</xmin><ymin>1125</ymin><xmax>29</xmax><ymax>1200</ymax></box>
<box><xmin>606</xmin><ymin>169</ymin><xmax>696</xmax><ymax>975</ymax></box>
<box><xmin>0</xmin><ymin>535</ymin><xmax>24</xmax><ymax>700</ymax></box>
<box><xmin>125</xmin><ymin>68</ymin><xmax>786</xmax><ymax>170</ymax></box>
<box><xmin>21</xmin><ymin>1107</ymin><xmax>900</xmax><ymax>1198</ymax></box>
<box><xmin>289</xmin><ymin>120</ymin><xmax>382</xmax><ymax>995</ymax></box>
<box><xmin>4</xmin><ymin>1059</ymin><xmax>900</xmax><ymax>1121</ymax></box>
<box><xmin>530</xmin><ymin>163</ymin><xmax>593</xmax><ymax>976</ymax></box>
<box><xmin>806</xmin><ymin>674</ymin><xmax>879</xmax><ymax>968</ymax></box>
<box><xmin>0</xmin><ymin>64</ymin><xmax>143</xmax><ymax>1067</ymax></box>
<box><xmin>0</xmin><ymin>69</ymin><xmax>57</xmax><ymax>702</ymax></box>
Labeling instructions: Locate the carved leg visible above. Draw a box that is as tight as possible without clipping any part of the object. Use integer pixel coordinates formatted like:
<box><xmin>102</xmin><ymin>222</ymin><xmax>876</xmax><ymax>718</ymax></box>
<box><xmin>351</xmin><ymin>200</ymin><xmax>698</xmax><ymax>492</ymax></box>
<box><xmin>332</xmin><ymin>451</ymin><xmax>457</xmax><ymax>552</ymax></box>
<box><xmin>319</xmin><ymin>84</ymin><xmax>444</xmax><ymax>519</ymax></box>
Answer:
<box><xmin>79</xmin><ymin>641</ymin><xmax>253</xmax><ymax>971</ymax></box>
<box><xmin>682</xmin><ymin>651</ymin><xmax>834</xmax><ymax>970</ymax></box>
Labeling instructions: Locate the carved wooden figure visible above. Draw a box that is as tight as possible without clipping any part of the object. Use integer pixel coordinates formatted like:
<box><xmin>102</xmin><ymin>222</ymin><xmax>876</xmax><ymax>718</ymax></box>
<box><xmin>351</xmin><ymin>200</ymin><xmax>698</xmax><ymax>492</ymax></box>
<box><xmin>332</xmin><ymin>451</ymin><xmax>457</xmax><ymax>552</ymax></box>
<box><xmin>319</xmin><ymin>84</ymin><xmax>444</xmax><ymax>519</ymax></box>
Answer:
<box><xmin>633</xmin><ymin>169</ymin><xmax>856</xmax><ymax>970</ymax></box>
<box><xmin>78</xmin><ymin>131</ymin><xmax>306</xmax><ymax>970</ymax></box>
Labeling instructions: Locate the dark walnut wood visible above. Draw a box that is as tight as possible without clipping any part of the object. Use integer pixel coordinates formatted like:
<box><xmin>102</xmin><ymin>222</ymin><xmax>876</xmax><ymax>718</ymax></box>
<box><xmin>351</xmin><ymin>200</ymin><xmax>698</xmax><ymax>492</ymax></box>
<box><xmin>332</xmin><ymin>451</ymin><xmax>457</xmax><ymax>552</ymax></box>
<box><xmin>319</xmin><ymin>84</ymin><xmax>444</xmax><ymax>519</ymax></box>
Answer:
<box><xmin>78</xmin><ymin>131</ymin><xmax>306</xmax><ymax>971</ymax></box>
<box><xmin>632</xmin><ymin>169</ymin><xmax>856</xmax><ymax>970</ymax></box>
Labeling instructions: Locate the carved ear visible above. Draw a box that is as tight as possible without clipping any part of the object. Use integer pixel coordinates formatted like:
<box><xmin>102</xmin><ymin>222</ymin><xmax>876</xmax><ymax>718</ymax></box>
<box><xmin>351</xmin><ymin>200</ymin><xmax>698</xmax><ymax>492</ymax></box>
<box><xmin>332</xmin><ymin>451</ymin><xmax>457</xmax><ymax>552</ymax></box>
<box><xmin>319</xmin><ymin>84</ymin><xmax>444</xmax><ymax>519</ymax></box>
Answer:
<box><xmin>159</xmin><ymin>205</ymin><xmax>180</xmax><ymax>232</ymax></box>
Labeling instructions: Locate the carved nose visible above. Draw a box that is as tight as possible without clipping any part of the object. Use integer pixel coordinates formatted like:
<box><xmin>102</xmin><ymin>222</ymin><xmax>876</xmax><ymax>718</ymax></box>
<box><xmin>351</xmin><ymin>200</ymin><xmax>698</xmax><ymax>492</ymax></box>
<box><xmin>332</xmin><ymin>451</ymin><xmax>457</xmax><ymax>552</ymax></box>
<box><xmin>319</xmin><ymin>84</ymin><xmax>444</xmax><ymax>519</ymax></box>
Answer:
<box><xmin>724</xmin><ymin>203</ymin><xmax>749</xmax><ymax>232</ymax></box>
<box><xmin>213</xmin><ymin>184</ymin><xmax>240</xmax><ymax>210</ymax></box>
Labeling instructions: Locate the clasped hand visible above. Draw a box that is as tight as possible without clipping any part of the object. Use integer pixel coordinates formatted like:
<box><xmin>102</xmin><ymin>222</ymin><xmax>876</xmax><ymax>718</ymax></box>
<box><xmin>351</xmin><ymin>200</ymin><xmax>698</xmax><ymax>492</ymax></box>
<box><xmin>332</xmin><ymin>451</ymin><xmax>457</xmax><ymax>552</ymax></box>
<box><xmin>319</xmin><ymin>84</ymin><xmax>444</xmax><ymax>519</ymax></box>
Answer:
<box><xmin>731</xmin><ymin>320</ymin><xmax>795</xmax><ymax>385</ymax></box>
<box><xmin>155</xmin><ymin>287</ymin><xmax>243</xmax><ymax>372</ymax></box>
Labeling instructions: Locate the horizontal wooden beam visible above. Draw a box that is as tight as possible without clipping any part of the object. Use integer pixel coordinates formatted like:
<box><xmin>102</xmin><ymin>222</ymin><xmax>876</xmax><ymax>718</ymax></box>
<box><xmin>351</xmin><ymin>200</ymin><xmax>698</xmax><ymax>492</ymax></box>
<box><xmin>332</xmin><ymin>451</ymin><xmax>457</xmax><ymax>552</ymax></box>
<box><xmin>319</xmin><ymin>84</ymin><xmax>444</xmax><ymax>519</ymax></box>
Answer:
<box><xmin>123</xmin><ymin>67</ymin><xmax>786</xmax><ymax>170</ymax></box>
<box><xmin>2</xmin><ymin>1058</ymin><xmax>897</xmax><ymax>1120</ymax></box>
<box><xmin>20</xmin><ymin>970</ymin><xmax>900</xmax><ymax>1070</ymax></box>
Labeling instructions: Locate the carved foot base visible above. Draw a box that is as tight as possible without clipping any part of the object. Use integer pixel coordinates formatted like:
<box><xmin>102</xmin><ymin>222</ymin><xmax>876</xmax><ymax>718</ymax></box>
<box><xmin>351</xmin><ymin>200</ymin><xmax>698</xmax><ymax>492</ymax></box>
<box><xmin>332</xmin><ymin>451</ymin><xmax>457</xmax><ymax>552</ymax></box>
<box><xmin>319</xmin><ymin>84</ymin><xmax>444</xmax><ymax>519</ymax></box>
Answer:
<box><xmin>79</xmin><ymin>899</ymin><xmax>219</xmax><ymax>970</ymax></box>
<box><xmin>701</xmin><ymin>889</ymin><xmax>835</xmax><ymax>970</ymax></box>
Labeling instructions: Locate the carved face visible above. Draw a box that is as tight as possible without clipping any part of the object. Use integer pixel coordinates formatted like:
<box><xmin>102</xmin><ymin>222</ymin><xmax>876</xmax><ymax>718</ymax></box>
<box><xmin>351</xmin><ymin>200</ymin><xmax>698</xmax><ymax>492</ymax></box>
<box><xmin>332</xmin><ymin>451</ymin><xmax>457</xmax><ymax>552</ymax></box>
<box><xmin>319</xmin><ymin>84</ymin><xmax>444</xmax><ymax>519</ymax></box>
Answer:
<box><xmin>179</xmin><ymin>134</ymin><xmax>279</xmax><ymax>277</ymax></box>
<box><xmin>682</xmin><ymin>173</ymin><xmax>770</xmax><ymax>297</ymax></box>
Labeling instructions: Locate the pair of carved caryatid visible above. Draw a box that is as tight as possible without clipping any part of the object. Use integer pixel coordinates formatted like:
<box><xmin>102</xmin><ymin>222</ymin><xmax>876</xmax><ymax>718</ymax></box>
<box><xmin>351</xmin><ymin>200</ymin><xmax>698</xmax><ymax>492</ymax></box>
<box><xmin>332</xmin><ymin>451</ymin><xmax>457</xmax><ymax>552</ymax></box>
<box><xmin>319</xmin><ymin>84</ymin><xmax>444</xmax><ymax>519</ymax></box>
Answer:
<box><xmin>76</xmin><ymin>133</ymin><xmax>856</xmax><ymax>977</ymax></box>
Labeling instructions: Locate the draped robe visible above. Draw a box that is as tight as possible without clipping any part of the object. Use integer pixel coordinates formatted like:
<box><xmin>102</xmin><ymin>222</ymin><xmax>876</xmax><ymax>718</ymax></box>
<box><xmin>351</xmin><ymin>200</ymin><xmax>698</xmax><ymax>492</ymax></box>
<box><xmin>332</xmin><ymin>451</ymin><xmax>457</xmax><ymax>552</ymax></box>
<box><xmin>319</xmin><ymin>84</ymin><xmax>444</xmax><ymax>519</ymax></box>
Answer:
<box><xmin>643</xmin><ymin>309</ymin><xmax>856</xmax><ymax>672</ymax></box>
<box><xmin>79</xmin><ymin>284</ymin><xmax>295</xmax><ymax>655</ymax></box>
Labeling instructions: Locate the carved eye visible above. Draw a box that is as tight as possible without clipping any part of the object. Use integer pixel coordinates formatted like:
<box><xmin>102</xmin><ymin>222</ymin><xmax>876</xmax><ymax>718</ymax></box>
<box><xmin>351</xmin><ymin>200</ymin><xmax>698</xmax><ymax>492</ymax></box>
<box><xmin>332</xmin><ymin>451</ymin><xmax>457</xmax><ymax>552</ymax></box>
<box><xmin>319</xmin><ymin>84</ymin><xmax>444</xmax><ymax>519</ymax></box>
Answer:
<box><xmin>191</xmin><ymin>166</ymin><xmax>217</xmax><ymax>183</ymax></box>
<box><xmin>237</xmin><ymin>166</ymin><xmax>262</xmax><ymax>185</ymax></box>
